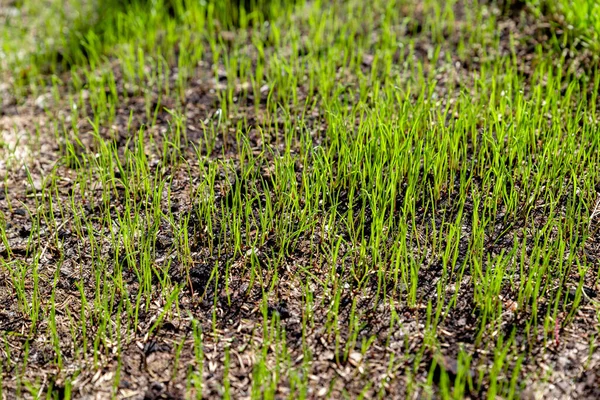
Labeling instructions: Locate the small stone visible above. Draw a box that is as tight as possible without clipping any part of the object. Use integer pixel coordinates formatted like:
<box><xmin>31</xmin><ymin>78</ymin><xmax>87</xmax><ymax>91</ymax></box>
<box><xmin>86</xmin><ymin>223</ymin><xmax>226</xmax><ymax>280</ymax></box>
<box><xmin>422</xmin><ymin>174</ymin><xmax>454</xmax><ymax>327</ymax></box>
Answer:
<box><xmin>320</xmin><ymin>350</ymin><xmax>334</xmax><ymax>361</ymax></box>
<box><xmin>26</xmin><ymin>179</ymin><xmax>43</xmax><ymax>194</ymax></box>
<box><xmin>348</xmin><ymin>352</ymin><xmax>362</xmax><ymax>366</ymax></box>
<box><xmin>34</xmin><ymin>93</ymin><xmax>50</xmax><ymax>110</ymax></box>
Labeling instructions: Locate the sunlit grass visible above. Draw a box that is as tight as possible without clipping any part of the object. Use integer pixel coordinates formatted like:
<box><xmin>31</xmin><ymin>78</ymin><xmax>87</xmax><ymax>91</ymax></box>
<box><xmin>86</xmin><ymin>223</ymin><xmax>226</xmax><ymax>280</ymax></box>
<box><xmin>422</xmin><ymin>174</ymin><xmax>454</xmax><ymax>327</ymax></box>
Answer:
<box><xmin>1</xmin><ymin>0</ymin><xmax>599</xmax><ymax>398</ymax></box>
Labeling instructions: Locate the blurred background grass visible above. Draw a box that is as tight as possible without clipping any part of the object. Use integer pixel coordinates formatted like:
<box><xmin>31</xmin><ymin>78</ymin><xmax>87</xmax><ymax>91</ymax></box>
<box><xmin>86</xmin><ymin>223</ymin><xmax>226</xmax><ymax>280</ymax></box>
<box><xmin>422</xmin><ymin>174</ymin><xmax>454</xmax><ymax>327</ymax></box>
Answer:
<box><xmin>1</xmin><ymin>0</ymin><xmax>597</xmax><ymax>101</ymax></box>
<box><xmin>1</xmin><ymin>0</ymin><xmax>300</xmax><ymax>91</ymax></box>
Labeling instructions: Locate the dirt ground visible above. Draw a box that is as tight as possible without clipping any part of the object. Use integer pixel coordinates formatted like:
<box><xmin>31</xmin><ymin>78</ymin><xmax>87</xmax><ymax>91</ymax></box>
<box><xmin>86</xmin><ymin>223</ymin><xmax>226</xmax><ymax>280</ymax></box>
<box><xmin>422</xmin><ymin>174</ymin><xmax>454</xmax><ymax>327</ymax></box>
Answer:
<box><xmin>1</xmin><ymin>1</ymin><xmax>600</xmax><ymax>399</ymax></box>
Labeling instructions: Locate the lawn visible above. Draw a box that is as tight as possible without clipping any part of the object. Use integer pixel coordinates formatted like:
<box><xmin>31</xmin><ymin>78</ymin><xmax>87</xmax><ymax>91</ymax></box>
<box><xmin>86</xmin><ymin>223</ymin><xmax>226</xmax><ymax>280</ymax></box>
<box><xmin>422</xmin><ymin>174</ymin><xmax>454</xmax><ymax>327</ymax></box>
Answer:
<box><xmin>1</xmin><ymin>0</ymin><xmax>600</xmax><ymax>398</ymax></box>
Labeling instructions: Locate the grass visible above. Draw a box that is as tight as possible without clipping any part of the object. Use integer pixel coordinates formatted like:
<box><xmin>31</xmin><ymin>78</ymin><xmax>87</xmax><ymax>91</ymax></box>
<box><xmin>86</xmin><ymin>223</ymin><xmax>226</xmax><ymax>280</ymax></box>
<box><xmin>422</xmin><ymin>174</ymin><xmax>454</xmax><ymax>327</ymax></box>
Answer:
<box><xmin>1</xmin><ymin>0</ymin><xmax>600</xmax><ymax>398</ymax></box>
